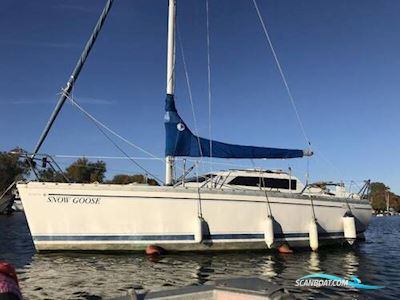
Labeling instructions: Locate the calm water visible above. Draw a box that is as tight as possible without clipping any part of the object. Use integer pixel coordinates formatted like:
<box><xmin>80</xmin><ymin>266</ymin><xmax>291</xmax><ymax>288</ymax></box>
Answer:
<box><xmin>0</xmin><ymin>213</ymin><xmax>399</xmax><ymax>300</ymax></box>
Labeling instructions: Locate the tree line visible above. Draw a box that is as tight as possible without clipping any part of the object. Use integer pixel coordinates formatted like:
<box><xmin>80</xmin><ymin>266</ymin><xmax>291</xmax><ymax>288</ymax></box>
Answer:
<box><xmin>38</xmin><ymin>157</ymin><xmax>158</xmax><ymax>186</ymax></box>
<box><xmin>0</xmin><ymin>151</ymin><xmax>158</xmax><ymax>195</ymax></box>
<box><xmin>370</xmin><ymin>182</ymin><xmax>400</xmax><ymax>212</ymax></box>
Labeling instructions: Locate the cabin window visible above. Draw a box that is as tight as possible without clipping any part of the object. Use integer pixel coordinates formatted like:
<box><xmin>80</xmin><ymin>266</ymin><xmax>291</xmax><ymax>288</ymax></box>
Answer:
<box><xmin>228</xmin><ymin>176</ymin><xmax>296</xmax><ymax>190</ymax></box>
<box><xmin>184</xmin><ymin>174</ymin><xmax>215</xmax><ymax>183</ymax></box>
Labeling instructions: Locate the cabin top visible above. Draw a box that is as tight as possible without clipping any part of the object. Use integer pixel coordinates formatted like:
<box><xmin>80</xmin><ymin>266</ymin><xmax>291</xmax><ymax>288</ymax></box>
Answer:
<box><xmin>176</xmin><ymin>169</ymin><xmax>361</xmax><ymax>199</ymax></box>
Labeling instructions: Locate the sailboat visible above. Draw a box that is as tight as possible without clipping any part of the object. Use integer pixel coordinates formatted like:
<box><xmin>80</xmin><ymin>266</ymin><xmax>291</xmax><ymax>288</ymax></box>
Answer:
<box><xmin>17</xmin><ymin>0</ymin><xmax>372</xmax><ymax>252</ymax></box>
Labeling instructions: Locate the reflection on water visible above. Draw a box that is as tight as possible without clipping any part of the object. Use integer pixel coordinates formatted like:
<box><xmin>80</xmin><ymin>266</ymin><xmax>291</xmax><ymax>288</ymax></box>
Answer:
<box><xmin>308</xmin><ymin>252</ymin><xmax>320</xmax><ymax>273</ymax></box>
<box><xmin>343</xmin><ymin>251</ymin><xmax>359</xmax><ymax>277</ymax></box>
<box><xmin>1</xmin><ymin>213</ymin><xmax>399</xmax><ymax>299</ymax></box>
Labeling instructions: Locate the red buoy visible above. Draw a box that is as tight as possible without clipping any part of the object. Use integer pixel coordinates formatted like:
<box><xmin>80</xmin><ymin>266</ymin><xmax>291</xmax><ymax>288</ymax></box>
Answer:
<box><xmin>145</xmin><ymin>245</ymin><xmax>166</xmax><ymax>256</ymax></box>
<box><xmin>278</xmin><ymin>244</ymin><xmax>293</xmax><ymax>254</ymax></box>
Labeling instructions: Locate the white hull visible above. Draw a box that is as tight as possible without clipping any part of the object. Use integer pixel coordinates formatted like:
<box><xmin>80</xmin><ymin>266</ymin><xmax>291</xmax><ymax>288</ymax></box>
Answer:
<box><xmin>17</xmin><ymin>182</ymin><xmax>372</xmax><ymax>251</ymax></box>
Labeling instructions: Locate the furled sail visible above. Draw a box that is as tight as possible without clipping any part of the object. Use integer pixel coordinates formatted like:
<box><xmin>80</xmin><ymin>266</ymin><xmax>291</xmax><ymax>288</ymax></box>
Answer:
<box><xmin>165</xmin><ymin>95</ymin><xmax>311</xmax><ymax>159</ymax></box>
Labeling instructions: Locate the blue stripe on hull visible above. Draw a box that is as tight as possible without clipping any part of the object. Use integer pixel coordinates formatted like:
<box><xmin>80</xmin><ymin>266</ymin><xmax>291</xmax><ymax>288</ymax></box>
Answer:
<box><xmin>33</xmin><ymin>234</ymin><xmax>195</xmax><ymax>241</ymax></box>
<box><xmin>204</xmin><ymin>233</ymin><xmax>264</xmax><ymax>240</ymax></box>
<box><xmin>33</xmin><ymin>232</ymin><xmax>346</xmax><ymax>242</ymax></box>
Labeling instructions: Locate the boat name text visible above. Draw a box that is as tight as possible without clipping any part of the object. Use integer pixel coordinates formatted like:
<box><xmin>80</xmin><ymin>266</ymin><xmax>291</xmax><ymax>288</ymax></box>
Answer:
<box><xmin>47</xmin><ymin>196</ymin><xmax>101</xmax><ymax>205</ymax></box>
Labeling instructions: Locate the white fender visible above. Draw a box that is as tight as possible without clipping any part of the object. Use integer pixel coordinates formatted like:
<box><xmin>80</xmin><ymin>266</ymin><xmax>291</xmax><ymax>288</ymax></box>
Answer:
<box><xmin>309</xmin><ymin>219</ymin><xmax>319</xmax><ymax>251</ymax></box>
<box><xmin>343</xmin><ymin>216</ymin><xmax>356</xmax><ymax>245</ymax></box>
<box><xmin>194</xmin><ymin>216</ymin><xmax>203</xmax><ymax>243</ymax></box>
<box><xmin>264</xmin><ymin>216</ymin><xmax>274</xmax><ymax>248</ymax></box>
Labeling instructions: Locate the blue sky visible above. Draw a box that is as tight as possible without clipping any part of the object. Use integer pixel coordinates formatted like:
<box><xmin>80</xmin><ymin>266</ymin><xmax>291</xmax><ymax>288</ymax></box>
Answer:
<box><xmin>0</xmin><ymin>0</ymin><xmax>398</xmax><ymax>193</ymax></box>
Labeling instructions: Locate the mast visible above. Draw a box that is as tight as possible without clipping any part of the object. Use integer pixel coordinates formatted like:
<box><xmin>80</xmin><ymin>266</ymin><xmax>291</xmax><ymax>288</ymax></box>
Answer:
<box><xmin>165</xmin><ymin>0</ymin><xmax>176</xmax><ymax>185</ymax></box>
<box><xmin>386</xmin><ymin>190</ymin><xmax>390</xmax><ymax>214</ymax></box>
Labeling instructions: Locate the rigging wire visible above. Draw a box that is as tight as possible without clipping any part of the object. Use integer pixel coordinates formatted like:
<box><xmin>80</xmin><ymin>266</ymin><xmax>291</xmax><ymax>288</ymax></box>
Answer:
<box><xmin>64</xmin><ymin>93</ymin><xmax>163</xmax><ymax>162</ymax></box>
<box><xmin>314</xmin><ymin>149</ymin><xmax>343</xmax><ymax>179</ymax></box>
<box><xmin>54</xmin><ymin>155</ymin><xmax>163</xmax><ymax>160</ymax></box>
<box><xmin>64</xmin><ymin>93</ymin><xmax>164</xmax><ymax>183</ymax></box>
<box><xmin>52</xmin><ymin>155</ymin><xmax>258</xmax><ymax>170</ymax></box>
<box><xmin>31</xmin><ymin>0</ymin><xmax>114</xmax><ymax>158</ymax></box>
<box><xmin>0</xmin><ymin>181</ymin><xmax>16</xmax><ymax>202</ymax></box>
<box><xmin>177</xmin><ymin>24</ymin><xmax>203</xmax><ymax>158</ymax></box>
<box><xmin>54</xmin><ymin>161</ymin><xmax>148</xmax><ymax>174</ymax></box>
<box><xmin>91</xmin><ymin>117</ymin><xmax>163</xmax><ymax>183</ymax></box>
<box><xmin>252</xmin><ymin>0</ymin><xmax>311</xmax><ymax>147</ymax></box>
<box><xmin>205</xmin><ymin>0</ymin><xmax>213</xmax><ymax>169</ymax></box>
<box><xmin>251</xmin><ymin>0</ymin><xmax>339</xmax><ymax>186</ymax></box>
<box><xmin>252</xmin><ymin>1</ymin><xmax>349</xmax><ymax>184</ymax></box>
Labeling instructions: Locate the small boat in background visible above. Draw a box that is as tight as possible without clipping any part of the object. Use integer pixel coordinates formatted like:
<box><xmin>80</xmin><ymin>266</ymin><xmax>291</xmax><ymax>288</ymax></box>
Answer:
<box><xmin>0</xmin><ymin>182</ymin><xmax>20</xmax><ymax>215</ymax></box>
<box><xmin>12</xmin><ymin>199</ymin><xmax>24</xmax><ymax>212</ymax></box>
<box><xmin>0</xmin><ymin>183</ymin><xmax>24</xmax><ymax>214</ymax></box>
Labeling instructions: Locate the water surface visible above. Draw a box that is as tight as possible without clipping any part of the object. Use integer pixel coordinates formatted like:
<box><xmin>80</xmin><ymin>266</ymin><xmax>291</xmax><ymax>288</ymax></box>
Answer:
<box><xmin>0</xmin><ymin>213</ymin><xmax>398</xmax><ymax>299</ymax></box>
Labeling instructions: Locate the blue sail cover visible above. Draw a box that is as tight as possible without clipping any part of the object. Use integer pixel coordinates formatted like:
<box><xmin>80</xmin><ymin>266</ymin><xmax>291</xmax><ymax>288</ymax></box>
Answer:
<box><xmin>165</xmin><ymin>94</ymin><xmax>305</xmax><ymax>159</ymax></box>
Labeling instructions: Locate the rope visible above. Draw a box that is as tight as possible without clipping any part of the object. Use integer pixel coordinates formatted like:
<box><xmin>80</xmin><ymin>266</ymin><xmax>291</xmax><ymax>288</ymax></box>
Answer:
<box><xmin>304</xmin><ymin>158</ymin><xmax>317</xmax><ymax>220</ymax></box>
<box><xmin>177</xmin><ymin>25</ymin><xmax>203</xmax><ymax>157</ymax></box>
<box><xmin>64</xmin><ymin>93</ymin><xmax>164</xmax><ymax>183</ymax></box>
<box><xmin>197</xmin><ymin>187</ymin><xmax>203</xmax><ymax>218</ymax></box>
<box><xmin>301</xmin><ymin>156</ymin><xmax>317</xmax><ymax>220</ymax></box>
<box><xmin>252</xmin><ymin>0</ymin><xmax>311</xmax><ymax>147</ymax></box>
<box><xmin>310</xmin><ymin>196</ymin><xmax>317</xmax><ymax>221</ymax></box>
<box><xmin>259</xmin><ymin>170</ymin><xmax>272</xmax><ymax>217</ymax></box>
<box><xmin>194</xmin><ymin>161</ymin><xmax>203</xmax><ymax>217</ymax></box>
<box><xmin>205</xmin><ymin>0</ymin><xmax>213</xmax><ymax>168</ymax></box>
